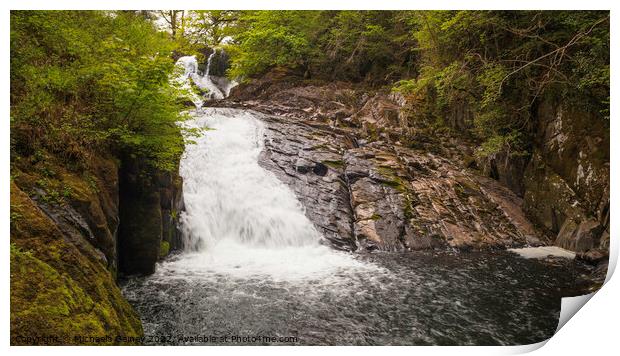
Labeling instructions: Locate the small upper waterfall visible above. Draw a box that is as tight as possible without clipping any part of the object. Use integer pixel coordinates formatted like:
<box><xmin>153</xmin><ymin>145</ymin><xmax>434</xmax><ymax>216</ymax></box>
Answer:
<box><xmin>173</xmin><ymin>56</ymin><xmax>205</xmax><ymax>109</ymax></box>
<box><xmin>205</xmin><ymin>50</ymin><xmax>215</xmax><ymax>76</ymax></box>
<box><xmin>174</xmin><ymin>49</ymin><xmax>238</xmax><ymax>107</ymax></box>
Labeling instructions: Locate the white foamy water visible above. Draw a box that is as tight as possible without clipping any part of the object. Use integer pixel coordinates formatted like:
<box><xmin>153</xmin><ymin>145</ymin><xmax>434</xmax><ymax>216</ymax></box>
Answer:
<box><xmin>508</xmin><ymin>246</ymin><xmax>576</xmax><ymax>259</ymax></box>
<box><xmin>174</xmin><ymin>56</ymin><xmax>204</xmax><ymax>109</ymax></box>
<box><xmin>169</xmin><ymin>108</ymin><xmax>376</xmax><ymax>281</ymax></box>
<box><xmin>175</xmin><ymin>52</ymin><xmax>238</xmax><ymax>103</ymax></box>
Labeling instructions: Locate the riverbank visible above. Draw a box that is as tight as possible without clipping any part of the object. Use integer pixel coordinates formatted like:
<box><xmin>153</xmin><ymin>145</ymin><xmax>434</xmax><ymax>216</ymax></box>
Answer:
<box><xmin>10</xmin><ymin>146</ymin><xmax>184</xmax><ymax>345</ymax></box>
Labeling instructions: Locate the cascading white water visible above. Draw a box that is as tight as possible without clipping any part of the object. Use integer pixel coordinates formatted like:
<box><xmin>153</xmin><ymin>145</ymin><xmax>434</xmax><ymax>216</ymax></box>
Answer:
<box><xmin>180</xmin><ymin>109</ymin><xmax>321</xmax><ymax>249</ymax></box>
<box><xmin>205</xmin><ymin>49</ymin><xmax>215</xmax><ymax>77</ymax></box>
<box><xmin>190</xmin><ymin>51</ymin><xmax>225</xmax><ymax>100</ymax></box>
<box><xmin>171</xmin><ymin>108</ymin><xmax>374</xmax><ymax>280</ymax></box>
<box><xmin>175</xmin><ymin>50</ymin><xmax>237</xmax><ymax>103</ymax></box>
<box><xmin>174</xmin><ymin>55</ymin><xmax>204</xmax><ymax>109</ymax></box>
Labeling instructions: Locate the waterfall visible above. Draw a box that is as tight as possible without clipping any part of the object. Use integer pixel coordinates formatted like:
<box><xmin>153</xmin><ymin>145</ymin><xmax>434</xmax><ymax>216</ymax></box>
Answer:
<box><xmin>174</xmin><ymin>108</ymin><xmax>371</xmax><ymax>280</ymax></box>
<box><xmin>190</xmin><ymin>50</ymin><xmax>225</xmax><ymax>100</ymax></box>
<box><xmin>175</xmin><ymin>50</ymin><xmax>237</xmax><ymax>104</ymax></box>
<box><xmin>205</xmin><ymin>49</ymin><xmax>215</xmax><ymax>76</ymax></box>
<box><xmin>174</xmin><ymin>55</ymin><xmax>204</xmax><ymax>109</ymax></box>
<box><xmin>180</xmin><ymin>109</ymin><xmax>321</xmax><ymax>249</ymax></box>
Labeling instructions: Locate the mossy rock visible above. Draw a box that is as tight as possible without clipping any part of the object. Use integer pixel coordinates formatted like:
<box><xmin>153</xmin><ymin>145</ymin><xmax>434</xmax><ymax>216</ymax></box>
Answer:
<box><xmin>322</xmin><ymin>160</ymin><xmax>344</xmax><ymax>169</ymax></box>
<box><xmin>376</xmin><ymin>166</ymin><xmax>408</xmax><ymax>193</ymax></box>
<box><xmin>159</xmin><ymin>241</ymin><xmax>170</xmax><ymax>260</ymax></box>
<box><xmin>10</xmin><ymin>182</ymin><xmax>143</xmax><ymax>345</ymax></box>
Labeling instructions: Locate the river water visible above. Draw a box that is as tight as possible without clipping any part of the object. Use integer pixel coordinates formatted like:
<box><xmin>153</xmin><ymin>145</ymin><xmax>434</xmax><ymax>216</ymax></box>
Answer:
<box><xmin>121</xmin><ymin>108</ymin><xmax>591</xmax><ymax>346</ymax></box>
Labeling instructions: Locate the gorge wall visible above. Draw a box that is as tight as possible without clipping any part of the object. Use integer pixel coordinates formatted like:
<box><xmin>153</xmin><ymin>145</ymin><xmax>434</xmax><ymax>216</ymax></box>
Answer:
<box><xmin>10</xmin><ymin>150</ymin><xmax>184</xmax><ymax>344</ymax></box>
<box><xmin>475</xmin><ymin>98</ymin><xmax>610</xmax><ymax>261</ymax></box>
<box><xmin>226</xmin><ymin>72</ymin><xmax>609</xmax><ymax>263</ymax></box>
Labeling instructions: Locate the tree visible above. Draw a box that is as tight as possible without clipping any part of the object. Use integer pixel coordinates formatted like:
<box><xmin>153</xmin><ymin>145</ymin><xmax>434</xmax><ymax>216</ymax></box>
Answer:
<box><xmin>224</xmin><ymin>10</ymin><xmax>416</xmax><ymax>83</ymax></box>
<box><xmin>158</xmin><ymin>10</ymin><xmax>186</xmax><ymax>39</ymax></box>
<box><xmin>394</xmin><ymin>10</ymin><xmax>609</xmax><ymax>156</ymax></box>
<box><xmin>186</xmin><ymin>10</ymin><xmax>238</xmax><ymax>46</ymax></box>
<box><xmin>11</xmin><ymin>10</ymin><xmax>187</xmax><ymax>171</ymax></box>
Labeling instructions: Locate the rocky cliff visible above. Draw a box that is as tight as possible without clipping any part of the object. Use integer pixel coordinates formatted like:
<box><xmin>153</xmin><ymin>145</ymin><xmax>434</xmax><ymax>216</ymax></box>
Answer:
<box><xmin>118</xmin><ymin>155</ymin><xmax>185</xmax><ymax>275</ymax></box>
<box><xmin>227</xmin><ymin>77</ymin><xmax>542</xmax><ymax>252</ymax></box>
<box><xmin>10</xmin><ymin>149</ymin><xmax>184</xmax><ymax>344</ymax></box>
<box><xmin>474</xmin><ymin>98</ymin><xmax>609</xmax><ymax>264</ymax></box>
<box><xmin>226</xmin><ymin>73</ymin><xmax>609</xmax><ymax>263</ymax></box>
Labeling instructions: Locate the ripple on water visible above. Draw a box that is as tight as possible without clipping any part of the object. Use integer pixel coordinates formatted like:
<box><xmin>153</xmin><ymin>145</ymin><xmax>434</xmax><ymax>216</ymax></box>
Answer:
<box><xmin>121</xmin><ymin>250</ymin><xmax>589</xmax><ymax>346</ymax></box>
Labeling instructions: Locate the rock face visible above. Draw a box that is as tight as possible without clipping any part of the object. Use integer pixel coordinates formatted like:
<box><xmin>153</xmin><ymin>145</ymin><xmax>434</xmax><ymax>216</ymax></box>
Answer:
<box><xmin>229</xmin><ymin>74</ymin><xmax>607</xmax><ymax>256</ymax></box>
<box><xmin>523</xmin><ymin>99</ymin><xmax>609</xmax><ymax>253</ymax></box>
<box><xmin>472</xmin><ymin>97</ymin><xmax>609</xmax><ymax>256</ymax></box>
<box><xmin>10</xmin><ymin>154</ymin><xmax>144</xmax><ymax>344</ymax></box>
<box><xmin>10</xmin><ymin>148</ymin><xmax>184</xmax><ymax>344</ymax></box>
<box><xmin>118</xmin><ymin>155</ymin><xmax>185</xmax><ymax>275</ymax></box>
<box><xmin>231</xmin><ymin>80</ymin><xmax>545</xmax><ymax>251</ymax></box>
<box><xmin>257</xmin><ymin>115</ymin><xmax>357</xmax><ymax>250</ymax></box>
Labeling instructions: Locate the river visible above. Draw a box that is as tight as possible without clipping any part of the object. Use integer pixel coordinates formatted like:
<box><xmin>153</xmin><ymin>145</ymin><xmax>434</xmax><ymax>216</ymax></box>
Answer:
<box><xmin>121</xmin><ymin>108</ymin><xmax>591</xmax><ymax>345</ymax></box>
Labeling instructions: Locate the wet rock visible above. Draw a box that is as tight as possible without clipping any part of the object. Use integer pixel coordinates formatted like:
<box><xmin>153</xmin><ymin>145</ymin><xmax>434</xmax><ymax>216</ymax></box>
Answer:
<box><xmin>233</xmin><ymin>80</ymin><xmax>551</xmax><ymax>252</ymax></box>
<box><xmin>555</xmin><ymin>218</ymin><xmax>604</xmax><ymax>252</ymax></box>
<box><xmin>118</xmin><ymin>156</ymin><xmax>184</xmax><ymax>275</ymax></box>
<box><xmin>535</xmin><ymin>99</ymin><xmax>609</xmax><ymax>213</ymax></box>
<box><xmin>576</xmin><ymin>248</ymin><xmax>609</xmax><ymax>265</ymax></box>
<box><xmin>119</xmin><ymin>190</ymin><xmax>162</xmax><ymax>275</ymax></box>
<box><xmin>257</xmin><ymin>114</ymin><xmax>357</xmax><ymax>251</ymax></box>
<box><xmin>476</xmin><ymin>150</ymin><xmax>529</xmax><ymax>196</ymax></box>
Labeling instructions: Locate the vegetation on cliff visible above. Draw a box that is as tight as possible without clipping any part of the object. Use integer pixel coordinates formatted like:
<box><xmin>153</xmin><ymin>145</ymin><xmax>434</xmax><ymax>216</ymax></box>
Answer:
<box><xmin>10</xmin><ymin>10</ymin><xmax>186</xmax><ymax>343</ymax></box>
<box><xmin>11</xmin><ymin>10</ymin><xmax>186</xmax><ymax>171</ymax></box>
<box><xmin>395</xmin><ymin>11</ymin><xmax>609</xmax><ymax>158</ymax></box>
<box><xmin>185</xmin><ymin>10</ymin><xmax>608</xmax><ymax>158</ymax></box>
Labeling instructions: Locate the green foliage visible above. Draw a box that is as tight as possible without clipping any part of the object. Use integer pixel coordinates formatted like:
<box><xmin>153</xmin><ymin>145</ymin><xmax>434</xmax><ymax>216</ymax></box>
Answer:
<box><xmin>225</xmin><ymin>10</ymin><xmax>417</xmax><ymax>83</ymax></box>
<box><xmin>10</xmin><ymin>209</ymin><xmax>23</xmax><ymax>228</ymax></box>
<box><xmin>11</xmin><ymin>11</ymin><xmax>186</xmax><ymax>172</ymax></box>
<box><xmin>475</xmin><ymin>131</ymin><xmax>529</xmax><ymax>159</ymax></box>
<box><xmin>396</xmin><ymin>10</ymin><xmax>609</xmax><ymax>156</ymax></box>
<box><xmin>185</xmin><ymin>10</ymin><xmax>240</xmax><ymax>47</ymax></box>
<box><xmin>225</xmin><ymin>11</ymin><xmax>316</xmax><ymax>79</ymax></box>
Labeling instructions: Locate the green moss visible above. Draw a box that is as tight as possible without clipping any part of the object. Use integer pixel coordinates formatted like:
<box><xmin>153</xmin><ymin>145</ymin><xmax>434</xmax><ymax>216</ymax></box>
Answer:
<box><xmin>377</xmin><ymin>166</ymin><xmax>408</xmax><ymax>193</ymax></box>
<box><xmin>10</xmin><ymin>181</ymin><xmax>143</xmax><ymax>345</ymax></box>
<box><xmin>10</xmin><ymin>205</ymin><xmax>23</xmax><ymax>227</ymax></box>
<box><xmin>159</xmin><ymin>241</ymin><xmax>170</xmax><ymax>259</ymax></box>
<box><xmin>403</xmin><ymin>201</ymin><xmax>414</xmax><ymax>220</ymax></box>
<box><xmin>322</xmin><ymin>160</ymin><xmax>344</xmax><ymax>169</ymax></box>
<box><xmin>11</xmin><ymin>244</ymin><xmax>105</xmax><ymax>343</ymax></box>
<box><xmin>366</xmin><ymin>123</ymin><xmax>380</xmax><ymax>142</ymax></box>
<box><xmin>83</xmin><ymin>173</ymin><xmax>100</xmax><ymax>193</ymax></box>
<box><xmin>370</xmin><ymin>213</ymin><xmax>382</xmax><ymax>221</ymax></box>
<box><xmin>375</xmin><ymin>166</ymin><xmax>416</xmax><ymax>221</ymax></box>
